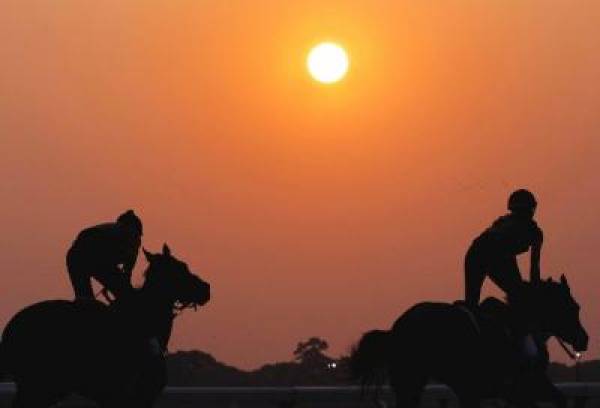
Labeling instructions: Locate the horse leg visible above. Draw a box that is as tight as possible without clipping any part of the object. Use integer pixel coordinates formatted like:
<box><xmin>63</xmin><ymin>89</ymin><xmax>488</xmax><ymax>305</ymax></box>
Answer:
<box><xmin>539</xmin><ymin>377</ymin><xmax>567</xmax><ymax>408</ymax></box>
<box><xmin>452</xmin><ymin>384</ymin><xmax>481</xmax><ymax>408</ymax></box>
<box><xmin>138</xmin><ymin>368</ymin><xmax>167</xmax><ymax>408</ymax></box>
<box><xmin>13</xmin><ymin>382</ymin><xmax>62</xmax><ymax>408</ymax></box>
<box><xmin>524</xmin><ymin>372</ymin><xmax>567</xmax><ymax>408</ymax></box>
<box><xmin>124</xmin><ymin>356</ymin><xmax>166</xmax><ymax>408</ymax></box>
<box><xmin>128</xmin><ymin>380</ymin><xmax>164</xmax><ymax>408</ymax></box>
<box><xmin>389</xmin><ymin>365</ymin><xmax>427</xmax><ymax>408</ymax></box>
<box><xmin>457</xmin><ymin>395</ymin><xmax>481</xmax><ymax>408</ymax></box>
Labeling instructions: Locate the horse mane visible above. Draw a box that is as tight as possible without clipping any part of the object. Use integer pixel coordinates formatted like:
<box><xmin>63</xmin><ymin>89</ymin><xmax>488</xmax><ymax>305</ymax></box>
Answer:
<box><xmin>141</xmin><ymin>254</ymin><xmax>174</xmax><ymax>291</ymax></box>
<box><xmin>505</xmin><ymin>278</ymin><xmax>564</xmax><ymax>327</ymax></box>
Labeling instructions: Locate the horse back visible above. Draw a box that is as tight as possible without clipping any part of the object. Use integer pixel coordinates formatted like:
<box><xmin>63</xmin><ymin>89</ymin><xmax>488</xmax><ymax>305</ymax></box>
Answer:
<box><xmin>3</xmin><ymin>299</ymin><xmax>111</xmax><ymax>341</ymax></box>
<box><xmin>390</xmin><ymin>302</ymin><xmax>482</xmax><ymax>351</ymax></box>
<box><xmin>1</xmin><ymin>299</ymin><xmax>118</xmax><ymax>378</ymax></box>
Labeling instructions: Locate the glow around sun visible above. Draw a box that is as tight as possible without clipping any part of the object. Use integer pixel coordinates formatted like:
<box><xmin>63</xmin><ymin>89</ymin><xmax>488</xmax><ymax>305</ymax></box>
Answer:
<box><xmin>307</xmin><ymin>42</ymin><xmax>349</xmax><ymax>84</ymax></box>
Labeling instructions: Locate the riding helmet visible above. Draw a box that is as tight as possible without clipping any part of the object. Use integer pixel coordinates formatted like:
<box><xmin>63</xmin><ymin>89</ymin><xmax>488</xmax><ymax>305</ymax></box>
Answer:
<box><xmin>117</xmin><ymin>209</ymin><xmax>143</xmax><ymax>236</ymax></box>
<box><xmin>507</xmin><ymin>189</ymin><xmax>537</xmax><ymax>212</ymax></box>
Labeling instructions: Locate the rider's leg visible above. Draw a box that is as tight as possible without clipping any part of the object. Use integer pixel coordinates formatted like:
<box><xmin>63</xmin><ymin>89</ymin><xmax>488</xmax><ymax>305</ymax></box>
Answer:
<box><xmin>464</xmin><ymin>245</ymin><xmax>486</xmax><ymax>308</ymax></box>
<box><xmin>488</xmin><ymin>256</ymin><xmax>529</xmax><ymax>322</ymax></box>
<box><xmin>487</xmin><ymin>256</ymin><xmax>522</xmax><ymax>295</ymax></box>
<box><xmin>66</xmin><ymin>251</ymin><xmax>94</xmax><ymax>300</ymax></box>
<box><xmin>488</xmin><ymin>258</ymin><xmax>542</xmax><ymax>364</ymax></box>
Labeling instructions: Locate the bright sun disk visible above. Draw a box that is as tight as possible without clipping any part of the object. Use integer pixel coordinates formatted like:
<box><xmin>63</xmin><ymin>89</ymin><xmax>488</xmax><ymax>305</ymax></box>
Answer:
<box><xmin>307</xmin><ymin>42</ymin><xmax>349</xmax><ymax>84</ymax></box>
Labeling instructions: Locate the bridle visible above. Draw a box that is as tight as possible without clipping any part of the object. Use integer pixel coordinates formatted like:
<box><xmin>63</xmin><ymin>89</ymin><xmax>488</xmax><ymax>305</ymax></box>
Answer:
<box><xmin>520</xmin><ymin>282</ymin><xmax>583</xmax><ymax>362</ymax></box>
<box><xmin>96</xmin><ymin>286</ymin><xmax>199</xmax><ymax>323</ymax></box>
<box><xmin>173</xmin><ymin>301</ymin><xmax>199</xmax><ymax>318</ymax></box>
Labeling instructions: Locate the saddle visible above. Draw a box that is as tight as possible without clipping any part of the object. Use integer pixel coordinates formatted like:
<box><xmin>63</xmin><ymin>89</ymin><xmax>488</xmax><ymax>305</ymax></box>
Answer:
<box><xmin>454</xmin><ymin>297</ymin><xmax>509</xmax><ymax>332</ymax></box>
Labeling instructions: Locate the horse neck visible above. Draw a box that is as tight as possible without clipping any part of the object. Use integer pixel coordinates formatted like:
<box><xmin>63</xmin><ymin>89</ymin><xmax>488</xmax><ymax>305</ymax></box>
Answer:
<box><xmin>135</xmin><ymin>285</ymin><xmax>176</xmax><ymax>348</ymax></box>
<box><xmin>509</xmin><ymin>286</ymin><xmax>549</xmax><ymax>333</ymax></box>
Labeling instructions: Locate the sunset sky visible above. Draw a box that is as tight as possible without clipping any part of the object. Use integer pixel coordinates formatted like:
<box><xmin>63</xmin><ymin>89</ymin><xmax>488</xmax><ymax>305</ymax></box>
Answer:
<box><xmin>1</xmin><ymin>1</ymin><xmax>599</xmax><ymax>369</ymax></box>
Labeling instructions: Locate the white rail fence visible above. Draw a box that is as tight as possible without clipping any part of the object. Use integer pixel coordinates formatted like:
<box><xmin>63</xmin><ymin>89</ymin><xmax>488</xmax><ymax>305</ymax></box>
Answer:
<box><xmin>1</xmin><ymin>383</ymin><xmax>599</xmax><ymax>407</ymax></box>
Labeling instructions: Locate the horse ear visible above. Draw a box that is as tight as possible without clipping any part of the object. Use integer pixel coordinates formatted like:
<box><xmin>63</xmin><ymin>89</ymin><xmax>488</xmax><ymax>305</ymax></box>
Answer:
<box><xmin>560</xmin><ymin>274</ymin><xmax>569</xmax><ymax>288</ymax></box>
<box><xmin>143</xmin><ymin>248</ymin><xmax>154</xmax><ymax>262</ymax></box>
<box><xmin>162</xmin><ymin>243</ymin><xmax>171</xmax><ymax>257</ymax></box>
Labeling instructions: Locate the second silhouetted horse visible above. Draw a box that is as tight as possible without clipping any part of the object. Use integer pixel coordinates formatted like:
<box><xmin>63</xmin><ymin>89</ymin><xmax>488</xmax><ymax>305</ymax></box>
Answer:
<box><xmin>351</xmin><ymin>275</ymin><xmax>588</xmax><ymax>408</ymax></box>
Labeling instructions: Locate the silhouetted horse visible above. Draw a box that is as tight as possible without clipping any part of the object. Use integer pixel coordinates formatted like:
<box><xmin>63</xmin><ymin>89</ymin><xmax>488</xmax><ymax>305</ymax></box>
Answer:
<box><xmin>0</xmin><ymin>244</ymin><xmax>210</xmax><ymax>408</ymax></box>
<box><xmin>351</xmin><ymin>275</ymin><xmax>588</xmax><ymax>408</ymax></box>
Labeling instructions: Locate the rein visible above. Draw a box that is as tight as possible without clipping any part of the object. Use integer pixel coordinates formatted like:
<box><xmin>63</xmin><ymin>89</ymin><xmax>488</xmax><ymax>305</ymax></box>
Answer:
<box><xmin>556</xmin><ymin>337</ymin><xmax>581</xmax><ymax>361</ymax></box>
<box><xmin>515</xmin><ymin>283</ymin><xmax>583</xmax><ymax>362</ymax></box>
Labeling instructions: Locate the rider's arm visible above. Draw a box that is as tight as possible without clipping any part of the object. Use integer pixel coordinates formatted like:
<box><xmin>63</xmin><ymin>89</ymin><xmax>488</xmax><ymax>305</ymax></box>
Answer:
<box><xmin>122</xmin><ymin>238</ymin><xmax>140</xmax><ymax>280</ymax></box>
<box><xmin>530</xmin><ymin>228</ymin><xmax>543</xmax><ymax>283</ymax></box>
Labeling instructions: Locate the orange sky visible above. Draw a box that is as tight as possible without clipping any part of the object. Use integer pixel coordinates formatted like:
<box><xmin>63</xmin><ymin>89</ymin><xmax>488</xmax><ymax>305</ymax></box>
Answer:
<box><xmin>1</xmin><ymin>1</ymin><xmax>599</xmax><ymax>369</ymax></box>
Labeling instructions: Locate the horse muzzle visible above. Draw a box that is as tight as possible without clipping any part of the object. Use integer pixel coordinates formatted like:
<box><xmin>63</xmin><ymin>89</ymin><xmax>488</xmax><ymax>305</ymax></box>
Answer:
<box><xmin>195</xmin><ymin>281</ymin><xmax>211</xmax><ymax>306</ymax></box>
<box><xmin>573</xmin><ymin>330</ymin><xmax>589</xmax><ymax>352</ymax></box>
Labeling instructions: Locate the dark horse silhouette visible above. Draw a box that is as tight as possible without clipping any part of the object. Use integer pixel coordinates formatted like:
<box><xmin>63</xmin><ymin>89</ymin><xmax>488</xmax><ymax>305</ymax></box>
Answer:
<box><xmin>351</xmin><ymin>275</ymin><xmax>588</xmax><ymax>408</ymax></box>
<box><xmin>0</xmin><ymin>244</ymin><xmax>210</xmax><ymax>408</ymax></box>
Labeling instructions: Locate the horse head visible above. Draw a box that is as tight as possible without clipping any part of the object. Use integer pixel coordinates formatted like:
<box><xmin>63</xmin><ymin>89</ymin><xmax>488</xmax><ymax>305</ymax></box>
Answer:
<box><xmin>525</xmin><ymin>275</ymin><xmax>588</xmax><ymax>352</ymax></box>
<box><xmin>142</xmin><ymin>244</ymin><xmax>210</xmax><ymax>310</ymax></box>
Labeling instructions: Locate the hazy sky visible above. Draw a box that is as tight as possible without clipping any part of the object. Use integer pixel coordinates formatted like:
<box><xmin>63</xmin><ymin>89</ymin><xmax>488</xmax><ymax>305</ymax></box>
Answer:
<box><xmin>1</xmin><ymin>1</ymin><xmax>599</xmax><ymax>369</ymax></box>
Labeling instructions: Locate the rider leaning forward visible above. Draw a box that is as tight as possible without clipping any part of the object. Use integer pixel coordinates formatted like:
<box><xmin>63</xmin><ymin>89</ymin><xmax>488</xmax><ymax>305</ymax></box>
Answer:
<box><xmin>465</xmin><ymin>189</ymin><xmax>543</xmax><ymax>309</ymax></box>
<box><xmin>464</xmin><ymin>189</ymin><xmax>544</xmax><ymax>361</ymax></box>
<box><xmin>66</xmin><ymin>210</ymin><xmax>143</xmax><ymax>301</ymax></box>
<box><xmin>67</xmin><ymin>210</ymin><xmax>167</xmax><ymax>361</ymax></box>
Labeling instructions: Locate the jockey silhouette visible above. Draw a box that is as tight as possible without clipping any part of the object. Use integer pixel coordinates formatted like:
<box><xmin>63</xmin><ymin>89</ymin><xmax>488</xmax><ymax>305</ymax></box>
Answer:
<box><xmin>66</xmin><ymin>210</ymin><xmax>143</xmax><ymax>301</ymax></box>
<box><xmin>465</xmin><ymin>189</ymin><xmax>543</xmax><ymax>308</ymax></box>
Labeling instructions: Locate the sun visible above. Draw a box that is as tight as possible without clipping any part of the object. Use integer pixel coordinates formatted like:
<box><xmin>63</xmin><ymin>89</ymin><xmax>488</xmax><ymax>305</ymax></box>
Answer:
<box><xmin>307</xmin><ymin>42</ymin><xmax>349</xmax><ymax>84</ymax></box>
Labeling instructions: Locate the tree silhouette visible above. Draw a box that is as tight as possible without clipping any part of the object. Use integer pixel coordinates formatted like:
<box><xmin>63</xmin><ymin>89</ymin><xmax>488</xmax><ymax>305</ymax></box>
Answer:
<box><xmin>293</xmin><ymin>337</ymin><xmax>331</xmax><ymax>366</ymax></box>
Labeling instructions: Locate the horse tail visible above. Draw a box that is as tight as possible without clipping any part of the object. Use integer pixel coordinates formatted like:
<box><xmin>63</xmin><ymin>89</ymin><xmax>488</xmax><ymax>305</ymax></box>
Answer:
<box><xmin>350</xmin><ymin>329</ymin><xmax>391</xmax><ymax>397</ymax></box>
<box><xmin>0</xmin><ymin>337</ymin><xmax>7</xmax><ymax>381</ymax></box>
<box><xmin>0</xmin><ymin>322</ymin><xmax>16</xmax><ymax>381</ymax></box>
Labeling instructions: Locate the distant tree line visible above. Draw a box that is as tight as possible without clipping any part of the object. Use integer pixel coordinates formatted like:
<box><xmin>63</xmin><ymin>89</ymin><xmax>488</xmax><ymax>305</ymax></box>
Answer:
<box><xmin>166</xmin><ymin>336</ymin><xmax>596</xmax><ymax>386</ymax></box>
